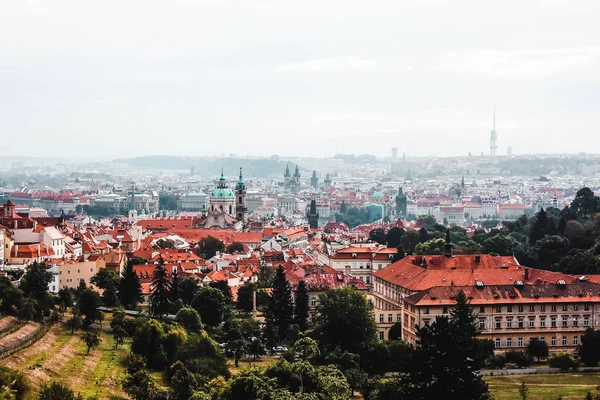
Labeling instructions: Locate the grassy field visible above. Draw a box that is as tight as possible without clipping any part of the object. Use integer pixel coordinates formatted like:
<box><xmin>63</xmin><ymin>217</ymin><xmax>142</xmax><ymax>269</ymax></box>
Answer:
<box><xmin>486</xmin><ymin>372</ymin><xmax>600</xmax><ymax>400</ymax></box>
<box><xmin>3</xmin><ymin>321</ymin><xmax>129</xmax><ymax>399</ymax></box>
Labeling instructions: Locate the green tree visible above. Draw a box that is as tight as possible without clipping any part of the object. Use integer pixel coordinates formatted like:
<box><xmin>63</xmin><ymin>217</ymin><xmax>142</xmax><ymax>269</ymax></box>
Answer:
<box><xmin>386</xmin><ymin>227</ymin><xmax>404</xmax><ymax>249</ymax></box>
<box><xmin>119</xmin><ymin>260</ymin><xmax>143</xmax><ymax>310</ymax></box>
<box><xmin>237</xmin><ymin>281</ymin><xmax>257</xmax><ymax>312</ymax></box>
<box><xmin>579</xmin><ymin>328</ymin><xmax>600</xmax><ymax>367</ymax></box>
<box><xmin>414</xmin><ymin>238</ymin><xmax>446</xmax><ymax>255</ymax></box>
<box><xmin>519</xmin><ymin>382</ymin><xmax>529</xmax><ymax>400</ymax></box>
<box><xmin>526</xmin><ymin>337</ymin><xmax>549</xmax><ymax>362</ymax></box>
<box><xmin>169</xmin><ymin>361</ymin><xmax>200</xmax><ymax>400</ymax></box>
<box><xmin>316</xmin><ymin>365</ymin><xmax>351</xmax><ymax>400</ymax></box>
<box><xmin>111</xmin><ymin>307</ymin><xmax>127</xmax><ymax>348</ymax></box>
<box><xmin>69</xmin><ymin>306</ymin><xmax>83</xmax><ymax>334</ymax></box>
<box><xmin>291</xmin><ymin>336</ymin><xmax>320</xmax><ymax>361</ymax></box>
<box><xmin>37</xmin><ymin>381</ymin><xmax>82</xmax><ymax>400</ymax></box>
<box><xmin>57</xmin><ymin>288</ymin><xmax>73</xmax><ymax>317</ymax></box>
<box><xmin>21</xmin><ymin>262</ymin><xmax>53</xmax><ymax>317</ymax></box>
<box><xmin>180</xmin><ymin>278</ymin><xmax>199</xmax><ymax>307</ymax></box>
<box><xmin>226</xmin><ymin>242</ymin><xmax>245</xmax><ymax>254</ymax></box>
<box><xmin>400</xmin><ymin>230</ymin><xmax>420</xmax><ymax>254</ymax></box>
<box><xmin>401</xmin><ymin>290</ymin><xmax>492</xmax><ymax>400</ymax></box>
<box><xmin>391</xmin><ymin>246</ymin><xmax>406</xmax><ymax>262</ymax></box>
<box><xmin>198</xmin><ymin>236</ymin><xmax>225</xmax><ymax>259</ymax></box>
<box><xmin>266</xmin><ymin>266</ymin><xmax>294</xmax><ymax>341</ymax></box>
<box><xmin>77</xmin><ymin>288</ymin><xmax>101</xmax><ymax>327</ymax></box>
<box><xmin>313</xmin><ymin>287</ymin><xmax>377</xmax><ymax>354</ymax></box>
<box><xmin>369</xmin><ymin>228</ymin><xmax>387</xmax><ymax>245</ymax></box>
<box><xmin>528</xmin><ymin>208</ymin><xmax>548</xmax><ymax>245</ymax></box>
<box><xmin>388</xmin><ymin>322</ymin><xmax>402</xmax><ymax>341</ymax></box>
<box><xmin>123</xmin><ymin>370</ymin><xmax>159</xmax><ymax>400</ymax></box>
<box><xmin>175</xmin><ymin>333</ymin><xmax>230</xmax><ymax>379</ymax></box>
<box><xmin>131</xmin><ymin>319</ymin><xmax>169</xmax><ymax>369</ymax></box>
<box><xmin>294</xmin><ymin>280</ymin><xmax>310</xmax><ymax>332</ymax></box>
<box><xmin>176</xmin><ymin>307</ymin><xmax>203</xmax><ymax>333</ymax></box>
<box><xmin>149</xmin><ymin>260</ymin><xmax>171</xmax><ymax>318</ymax></box>
<box><xmin>192</xmin><ymin>286</ymin><xmax>225</xmax><ymax>327</ymax></box>
<box><xmin>91</xmin><ymin>267</ymin><xmax>120</xmax><ymax>307</ymax></box>
<box><xmin>571</xmin><ymin>187</ymin><xmax>600</xmax><ymax>220</ymax></box>
<box><xmin>249</xmin><ymin>338</ymin><xmax>266</xmax><ymax>360</ymax></box>
<box><xmin>83</xmin><ymin>330</ymin><xmax>101</xmax><ymax>355</ymax></box>
<box><xmin>227</xmin><ymin>339</ymin><xmax>249</xmax><ymax>368</ymax></box>
<box><xmin>18</xmin><ymin>298</ymin><xmax>37</xmax><ymax>321</ymax></box>
<box><xmin>481</xmin><ymin>234</ymin><xmax>521</xmax><ymax>256</ymax></box>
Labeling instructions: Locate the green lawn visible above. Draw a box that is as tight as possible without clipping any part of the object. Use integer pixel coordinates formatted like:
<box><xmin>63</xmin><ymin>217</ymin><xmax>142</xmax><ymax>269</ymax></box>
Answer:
<box><xmin>486</xmin><ymin>372</ymin><xmax>600</xmax><ymax>400</ymax></box>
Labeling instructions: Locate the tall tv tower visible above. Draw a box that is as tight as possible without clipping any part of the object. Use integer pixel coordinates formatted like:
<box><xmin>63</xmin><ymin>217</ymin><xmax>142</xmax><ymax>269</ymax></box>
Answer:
<box><xmin>490</xmin><ymin>108</ymin><xmax>498</xmax><ymax>156</ymax></box>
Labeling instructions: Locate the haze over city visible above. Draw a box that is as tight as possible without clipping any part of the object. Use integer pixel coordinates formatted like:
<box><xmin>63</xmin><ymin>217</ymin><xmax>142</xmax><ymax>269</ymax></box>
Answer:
<box><xmin>2</xmin><ymin>0</ymin><xmax>600</xmax><ymax>158</ymax></box>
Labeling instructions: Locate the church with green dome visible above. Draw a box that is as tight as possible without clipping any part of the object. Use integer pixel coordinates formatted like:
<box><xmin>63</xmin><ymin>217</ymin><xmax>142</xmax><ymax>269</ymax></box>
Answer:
<box><xmin>208</xmin><ymin>169</ymin><xmax>247</xmax><ymax>223</ymax></box>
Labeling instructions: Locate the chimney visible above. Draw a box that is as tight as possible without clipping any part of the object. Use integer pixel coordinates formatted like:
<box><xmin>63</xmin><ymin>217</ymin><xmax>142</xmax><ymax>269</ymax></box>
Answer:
<box><xmin>474</xmin><ymin>255</ymin><xmax>481</xmax><ymax>264</ymax></box>
<box><xmin>252</xmin><ymin>289</ymin><xmax>257</xmax><ymax>312</ymax></box>
<box><xmin>524</xmin><ymin>267</ymin><xmax>530</xmax><ymax>281</ymax></box>
<box><xmin>345</xmin><ymin>265</ymin><xmax>351</xmax><ymax>275</ymax></box>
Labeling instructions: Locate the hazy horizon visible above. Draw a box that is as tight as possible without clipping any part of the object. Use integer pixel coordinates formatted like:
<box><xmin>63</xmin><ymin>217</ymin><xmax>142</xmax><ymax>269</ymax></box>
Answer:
<box><xmin>2</xmin><ymin>0</ymin><xmax>600</xmax><ymax>158</ymax></box>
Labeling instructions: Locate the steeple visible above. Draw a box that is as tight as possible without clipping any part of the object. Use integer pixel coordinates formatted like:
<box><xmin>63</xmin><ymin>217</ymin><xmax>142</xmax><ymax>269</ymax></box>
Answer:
<box><xmin>284</xmin><ymin>164</ymin><xmax>291</xmax><ymax>178</ymax></box>
<box><xmin>444</xmin><ymin>228</ymin><xmax>454</xmax><ymax>257</ymax></box>
<box><xmin>490</xmin><ymin>107</ymin><xmax>498</xmax><ymax>156</ymax></box>
<box><xmin>236</xmin><ymin>167</ymin><xmax>246</xmax><ymax>190</ymax></box>
<box><xmin>294</xmin><ymin>164</ymin><xmax>300</xmax><ymax>178</ymax></box>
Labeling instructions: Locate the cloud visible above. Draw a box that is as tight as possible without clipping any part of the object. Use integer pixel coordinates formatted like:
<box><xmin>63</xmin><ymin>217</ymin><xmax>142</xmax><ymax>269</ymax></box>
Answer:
<box><xmin>439</xmin><ymin>46</ymin><xmax>600</xmax><ymax>78</ymax></box>
<box><xmin>275</xmin><ymin>56</ymin><xmax>377</xmax><ymax>72</ymax></box>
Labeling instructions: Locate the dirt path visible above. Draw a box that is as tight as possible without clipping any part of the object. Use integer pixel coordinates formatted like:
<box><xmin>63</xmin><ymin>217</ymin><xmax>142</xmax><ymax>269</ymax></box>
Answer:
<box><xmin>0</xmin><ymin>316</ymin><xmax>17</xmax><ymax>332</ymax></box>
<box><xmin>0</xmin><ymin>322</ymin><xmax>40</xmax><ymax>346</ymax></box>
<box><xmin>3</xmin><ymin>324</ymin><xmax>61</xmax><ymax>369</ymax></box>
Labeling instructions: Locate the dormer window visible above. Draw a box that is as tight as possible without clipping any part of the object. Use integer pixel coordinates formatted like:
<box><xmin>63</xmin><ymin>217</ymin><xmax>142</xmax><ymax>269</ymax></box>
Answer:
<box><xmin>352</xmin><ymin>253</ymin><xmax>357</xmax><ymax>258</ymax></box>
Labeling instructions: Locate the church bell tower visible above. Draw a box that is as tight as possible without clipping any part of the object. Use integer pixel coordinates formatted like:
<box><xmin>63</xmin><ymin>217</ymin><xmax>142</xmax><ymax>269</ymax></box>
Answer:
<box><xmin>235</xmin><ymin>167</ymin><xmax>247</xmax><ymax>223</ymax></box>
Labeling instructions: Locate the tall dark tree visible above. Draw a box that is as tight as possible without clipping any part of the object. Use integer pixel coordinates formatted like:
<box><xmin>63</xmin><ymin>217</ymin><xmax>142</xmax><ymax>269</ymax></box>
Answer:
<box><xmin>179</xmin><ymin>278</ymin><xmax>199</xmax><ymax>307</ymax></box>
<box><xmin>149</xmin><ymin>259</ymin><xmax>171</xmax><ymax>318</ymax></box>
<box><xmin>579</xmin><ymin>328</ymin><xmax>600</xmax><ymax>367</ymax></box>
<box><xmin>170</xmin><ymin>268</ymin><xmax>182</xmax><ymax>302</ymax></box>
<box><xmin>21</xmin><ymin>261</ymin><xmax>53</xmax><ymax>317</ymax></box>
<box><xmin>91</xmin><ymin>268</ymin><xmax>120</xmax><ymax>307</ymax></box>
<box><xmin>528</xmin><ymin>208</ymin><xmax>548</xmax><ymax>245</ymax></box>
<box><xmin>418</xmin><ymin>227</ymin><xmax>429</xmax><ymax>243</ymax></box>
<box><xmin>57</xmin><ymin>288</ymin><xmax>73</xmax><ymax>317</ymax></box>
<box><xmin>403</xmin><ymin>290</ymin><xmax>492</xmax><ymax>400</ymax></box>
<box><xmin>191</xmin><ymin>285</ymin><xmax>225</xmax><ymax>327</ymax></box>
<box><xmin>209</xmin><ymin>280</ymin><xmax>233</xmax><ymax>304</ymax></box>
<box><xmin>236</xmin><ymin>281</ymin><xmax>257</xmax><ymax>312</ymax></box>
<box><xmin>391</xmin><ymin>246</ymin><xmax>406</xmax><ymax>262</ymax></box>
<box><xmin>198</xmin><ymin>236</ymin><xmax>225</xmax><ymax>259</ymax></box>
<box><xmin>119</xmin><ymin>260</ymin><xmax>143</xmax><ymax>310</ymax></box>
<box><xmin>369</xmin><ymin>228</ymin><xmax>387</xmax><ymax>245</ymax></box>
<box><xmin>78</xmin><ymin>288</ymin><xmax>101</xmax><ymax>327</ymax></box>
<box><xmin>294</xmin><ymin>280</ymin><xmax>310</xmax><ymax>332</ymax></box>
<box><xmin>386</xmin><ymin>227</ymin><xmax>405</xmax><ymax>249</ymax></box>
<box><xmin>313</xmin><ymin>287</ymin><xmax>377</xmax><ymax>355</ymax></box>
<box><xmin>266</xmin><ymin>265</ymin><xmax>294</xmax><ymax>340</ymax></box>
<box><xmin>571</xmin><ymin>187</ymin><xmax>600</xmax><ymax>220</ymax></box>
<box><xmin>526</xmin><ymin>337</ymin><xmax>549</xmax><ymax>362</ymax></box>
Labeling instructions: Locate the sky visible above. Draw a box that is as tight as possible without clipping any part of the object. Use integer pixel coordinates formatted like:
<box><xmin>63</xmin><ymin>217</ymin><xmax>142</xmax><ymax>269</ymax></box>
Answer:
<box><xmin>1</xmin><ymin>0</ymin><xmax>600</xmax><ymax>158</ymax></box>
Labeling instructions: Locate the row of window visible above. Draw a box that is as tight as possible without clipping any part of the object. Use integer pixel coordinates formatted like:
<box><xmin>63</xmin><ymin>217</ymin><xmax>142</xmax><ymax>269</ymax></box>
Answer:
<box><xmin>59</xmin><ymin>268</ymin><xmax>94</xmax><ymax>275</ymax></box>
<box><xmin>421</xmin><ymin>303</ymin><xmax>591</xmax><ymax>316</ymax></box>
<box><xmin>494</xmin><ymin>335</ymin><xmax>578</xmax><ymax>348</ymax></box>
<box><xmin>493</xmin><ymin>304</ymin><xmax>590</xmax><ymax>313</ymax></box>
<box><xmin>379</xmin><ymin>313</ymin><xmax>402</xmax><ymax>323</ymax></box>
<box><xmin>487</xmin><ymin>316</ymin><xmax>590</xmax><ymax>329</ymax></box>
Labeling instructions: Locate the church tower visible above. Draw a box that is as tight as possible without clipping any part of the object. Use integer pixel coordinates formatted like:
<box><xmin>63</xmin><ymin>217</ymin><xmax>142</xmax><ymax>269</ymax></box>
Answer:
<box><xmin>310</xmin><ymin>170</ymin><xmax>319</xmax><ymax>189</ymax></box>
<box><xmin>395</xmin><ymin>186</ymin><xmax>407</xmax><ymax>218</ymax></box>
<box><xmin>235</xmin><ymin>167</ymin><xmax>247</xmax><ymax>223</ymax></box>
<box><xmin>128</xmin><ymin>183</ymin><xmax>138</xmax><ymax>223</ymax></box>
<box><xmin>323</xmin><ymin>173</ymin><xmax>332</xmax><ymax>191</ymax></box>
<box><xmin>307</xmin><ymin>200</ymin><xmax>319</xmax><ymax>229</ymax></box>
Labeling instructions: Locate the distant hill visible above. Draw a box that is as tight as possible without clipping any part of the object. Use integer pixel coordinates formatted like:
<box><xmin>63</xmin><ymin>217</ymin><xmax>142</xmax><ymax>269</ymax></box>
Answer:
<box><xmin>113</xmin><ymin>156</ymin><xmax>305</xmax><ymax>179</ymax></box>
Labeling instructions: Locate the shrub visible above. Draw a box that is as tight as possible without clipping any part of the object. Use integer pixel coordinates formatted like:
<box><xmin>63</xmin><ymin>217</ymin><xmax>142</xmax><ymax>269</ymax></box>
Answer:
<box><xmin>486</xmin><ymin>353</ymin><xmax>507</xmax><ymax>369</ymax></box>
<box><xmin>548</xmin><ymin>352</ymin><xmax>579</xmax><ymax>371</ymax></box>
<box><xmin>505</xmin><ymin>350</ymin><xmax>533</xmax><ymax>368</ymax></box>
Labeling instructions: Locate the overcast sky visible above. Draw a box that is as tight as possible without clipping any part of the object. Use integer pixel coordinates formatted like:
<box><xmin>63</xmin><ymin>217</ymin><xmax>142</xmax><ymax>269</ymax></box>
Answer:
<box><xmin>2</xmin><ymin>0</ymin><xmax>599</xmax><ymax>158</ymax></box>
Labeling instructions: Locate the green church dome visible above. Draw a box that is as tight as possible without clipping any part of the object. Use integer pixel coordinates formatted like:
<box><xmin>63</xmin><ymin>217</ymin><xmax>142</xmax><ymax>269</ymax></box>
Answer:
<box><xmin>211</xmin><ymin>171</ymin><xmax>235</xmax><ymax>199</ymax></box>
